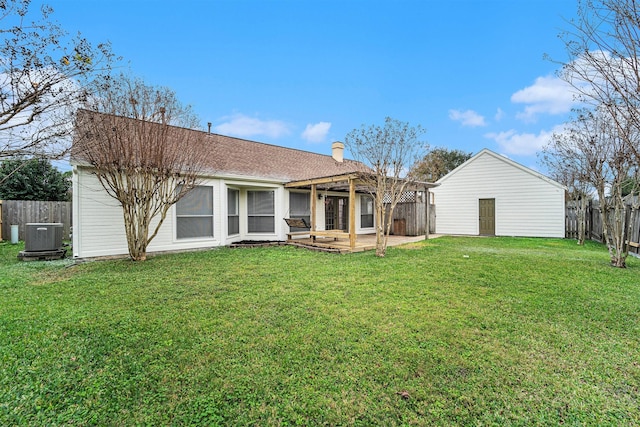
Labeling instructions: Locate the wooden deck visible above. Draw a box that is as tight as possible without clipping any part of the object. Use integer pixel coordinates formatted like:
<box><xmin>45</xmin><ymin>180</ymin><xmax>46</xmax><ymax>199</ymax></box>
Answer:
<box><xmin>286</xmin><ymin>233</ymin><xmax>431</xmax><ymax>253</ymax></box>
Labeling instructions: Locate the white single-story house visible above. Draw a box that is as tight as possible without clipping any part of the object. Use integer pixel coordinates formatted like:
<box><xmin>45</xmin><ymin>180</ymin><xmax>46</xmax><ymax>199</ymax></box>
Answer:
<box><xmin>430</xmin><ymin>148</ymin><xmax>566</xmax><ymax>238</ymax></box>
<box><xmin>71</xmin><ymin>112</ymin><xmax>435</xmax><ymax>259</ymax></box>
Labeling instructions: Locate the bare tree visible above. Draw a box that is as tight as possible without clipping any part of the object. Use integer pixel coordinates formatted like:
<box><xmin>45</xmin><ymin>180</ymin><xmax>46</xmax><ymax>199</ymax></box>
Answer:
<box><xmin>554</xmin><ymin>0</ymin><xmax>640</xmax><ymax>266</ymax></box>
<box><xmin>540</xmin><ymin>124</ymin><xmax>594</xmax><ymax>246</ymax></box>
<box><xmin>542</xmin><ymin>107</ymin><xmax>637</xmax><ymax>267</ymax></box>
<box><xmin>558</xmin><ymin>0</ymin><xmax>640</xmax><ymax>161</ymax></box>
<box><xmin>553</xmin><ymin>165</ymin><xmax>591</xmax><ymax>246</ymax></box>
<box><xmin>0</xmin><ymin>0</ymin><xmax>113</xmax><ymax>160</ymax></box>
<box><xmin>345</xmin><ymin>117</ymin><xmax>427</xmax><ymax>257</ymax></box>
<box><xmin>73</xmin><ymin>74</ymin><xmax>209</xmax><ymax>261</ymax></box>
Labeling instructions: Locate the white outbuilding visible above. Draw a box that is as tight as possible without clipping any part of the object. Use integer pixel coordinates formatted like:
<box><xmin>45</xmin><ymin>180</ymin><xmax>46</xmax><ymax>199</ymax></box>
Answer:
<box><xmin>431</xmin><ymin>149</ymin><xmax>565</xmax><ymax>238</ymax></box>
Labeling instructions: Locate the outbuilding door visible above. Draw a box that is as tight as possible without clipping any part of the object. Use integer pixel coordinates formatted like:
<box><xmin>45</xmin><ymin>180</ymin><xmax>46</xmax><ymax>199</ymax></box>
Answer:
<box><xmin>479</xmin><ymin>198</ymin><xmax>495</xmax><ymax>236</ymax></box>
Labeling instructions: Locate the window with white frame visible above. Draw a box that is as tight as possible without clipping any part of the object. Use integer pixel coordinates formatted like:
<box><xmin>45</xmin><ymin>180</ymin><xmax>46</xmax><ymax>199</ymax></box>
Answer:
<box><xmin>228</xmin><ymin>188</ymin><xmax>239</xmax><ymax>235</ymax></box>
<box><xmin>247</xmin><ymin>190</ymin><xmax>275</xmax><ymax>233</ymax></box>
<box><xmin>361</xmin><ymin>195</ymin><xmax>374</xmax><ymax>228</ymax></box>
<box><xmin>176</xmin><ymin>185</ymin><xmax>214</xmax><ymax>239</ymax></box>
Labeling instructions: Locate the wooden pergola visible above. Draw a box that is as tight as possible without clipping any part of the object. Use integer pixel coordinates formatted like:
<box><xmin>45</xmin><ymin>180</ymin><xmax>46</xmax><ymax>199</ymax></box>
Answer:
<box><xmin>285</xmin><ymin>172</ymin><xmax>437</xmax><ymax>250</ymax></box>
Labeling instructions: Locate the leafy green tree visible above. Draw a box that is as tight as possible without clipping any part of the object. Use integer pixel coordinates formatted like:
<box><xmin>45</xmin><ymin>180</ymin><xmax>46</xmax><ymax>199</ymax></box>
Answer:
<box><xmin>621</xmin><ymin>175</ymin><xmax>640</xmax><ymax>198</ymax></box>
<box><xmin>0</xmin><ymin>157</ymin><xmax>70</xmax><ymax>200</ymax></box>
<box><xmin>414</xmin><ymin>147</ymin><xmax>473</xmax><ymax>182</ymax></box>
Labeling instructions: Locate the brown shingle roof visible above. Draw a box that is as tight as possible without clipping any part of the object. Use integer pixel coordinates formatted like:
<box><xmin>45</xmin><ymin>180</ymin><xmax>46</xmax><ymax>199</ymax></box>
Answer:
<box><xmin>71</xmin><ymin>110</ymin><xmax>364</xmax><ymax>183</ymax></box>
<box><xmin>201</xmin><ymin>133</ymin><xmax>363</xmax><ymax>182</ymax></box>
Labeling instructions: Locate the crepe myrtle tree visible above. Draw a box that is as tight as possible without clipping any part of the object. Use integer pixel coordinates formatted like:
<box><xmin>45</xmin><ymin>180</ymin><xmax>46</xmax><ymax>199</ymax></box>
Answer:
<box><xmin>541</xmin><ymin>154</ymin><xmax>592</xmax><ymax>246</ymax></box>
<box><xmin>345</xmin><ymin>117</ymin><xmax>428</xmax><ymax>257</ymax></box>
<box><xmin>551</xmin><ymin>0</ymin><xmax>640</xmax><ymax>267</ymax></box>
<box><xmin>0</xmin><ymin>0</ymin><xmax>114</xmax><ymax>160</ymax></box>
<box><xmin>557</xmin><ymin>0</ymin><xmax>640</xmax><ymax>163</ymax></box>
<box><xmin>542</xmin><ymin>107</ymin><xmax>638</xmax><ymax>267</ymax></box>
<box><xmin>540</xmin><ymin>142</ymin><xmax>593</xmax><ymax>246</ymax></box>
<box><xmin>73</xmin><ymin>74</ymin><xmax>209</xmax><ymax>261</ymax></box>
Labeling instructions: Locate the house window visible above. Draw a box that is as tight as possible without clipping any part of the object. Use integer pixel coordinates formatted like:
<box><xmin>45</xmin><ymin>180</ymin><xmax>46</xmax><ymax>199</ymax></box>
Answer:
<box><xmin>228</xmin><ymin>188</ymin><xmax>239</xmax><ymax>235</ymax></box>
<box><xmin>361</xmin><ymin>195</ymin><xmax>374</xmax><ymax>228</ymax></box>
<box><xmin>248</xmin><ymin>190</ymin><xmax>275</xmax><ymax>233</ymax></box>
<box><xmin>176</xmin><ymin>185</ymin><xmax>214</xmax><ymax>239</ymax></box>
<box><xmin>289</xmin><ymin>192</ymin><xmax>310</xmax><ymax>231</ymax></box>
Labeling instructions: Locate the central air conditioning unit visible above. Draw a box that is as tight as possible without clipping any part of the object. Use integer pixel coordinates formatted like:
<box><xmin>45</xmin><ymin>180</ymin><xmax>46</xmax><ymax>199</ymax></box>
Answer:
<box><xmin>25</xmin><ymin>223</ymin><xmax>64</xmax><ymax>252</ymax></box>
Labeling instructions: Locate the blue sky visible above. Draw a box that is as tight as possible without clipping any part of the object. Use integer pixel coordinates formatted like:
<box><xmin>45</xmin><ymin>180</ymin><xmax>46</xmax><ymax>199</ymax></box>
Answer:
<box><xmin>48</xmin><ymin>0</ymin><xmax>579</xmax><ymax>172</ymax></box>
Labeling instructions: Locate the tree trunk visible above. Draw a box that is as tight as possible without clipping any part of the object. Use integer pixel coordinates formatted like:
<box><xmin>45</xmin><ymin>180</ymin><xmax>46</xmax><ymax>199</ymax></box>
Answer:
<box><xmin>122</xmin><ymin>201</ymin><xmax>150</xmax><ymax>261</ymax></box>
<box><xmin>626</xmin><ymin>198</ymin><xmax>639</xmax><ymax>262</ymax></box>
<box><xmin>375</xmin><ymin>197</ymin><xmax>386</xmax><ymax>257</ymax></box>
<box><xmin>577</xmin><ymin>197</ymin><xmax>586</xmax><ymax>245</ymax></box>
<box><xmin>610</xmin><ymin>201</ymin><xmax>627</xmax><ymax>268</ymax></box>
<box><xmin>597</xmin><ymin>186</ymin><xmax>627</xmax><ymax>268</ymax></box>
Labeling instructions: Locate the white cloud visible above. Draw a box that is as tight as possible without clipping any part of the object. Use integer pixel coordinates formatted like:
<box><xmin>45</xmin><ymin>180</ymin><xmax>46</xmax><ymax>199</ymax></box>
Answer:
<box><xmin>494</xmin><ymin>108</ymin><xmax>505</xmax><ymax>122</ymax></box>
<box><xmin>511</xmin><ymin>75</ymin><xmax>577</xmax><ymax>122</ymax></box>
<box><xmin>449</xmin><ymin>109</ymin><xmax>486</xmax><ymax>127</ymax></box>
<box><xmin>301</xmin><ymin>121</ymin><xmax>331</xmax><ymax>143</ymax></box>
<box><xmin>214</xmin><ymin>113</ymin><xmax>291</xmax><ymax>139</ymax></box>
<box><xmin>485</xmin><ymin>125</ymin><xmax>564</xmax><ymax>156</ymax></box>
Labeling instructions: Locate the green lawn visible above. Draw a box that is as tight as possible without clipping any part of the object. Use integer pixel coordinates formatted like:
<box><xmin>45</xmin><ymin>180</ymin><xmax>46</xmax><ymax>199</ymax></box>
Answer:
<box><xmin>1</xmin><ymin>237</ymin><xmax>639</xmax><ymax>426</ymax></box>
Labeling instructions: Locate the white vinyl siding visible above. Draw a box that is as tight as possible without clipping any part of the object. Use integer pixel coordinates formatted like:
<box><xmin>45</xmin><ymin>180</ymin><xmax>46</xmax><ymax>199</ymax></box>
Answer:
<box><xmin>73</xmin><ymin>169</ymin><xmax>223</xmax><ymax>258</ymax></box>
<box><xmin>72</xmin><ymin>168</ymin><xmax>130</xmax><ymax>258</ymax></box>
<box><xmin>432</xmin><ymin>150</ymin><xmax>565</xmax><ymax>238</ymax></box>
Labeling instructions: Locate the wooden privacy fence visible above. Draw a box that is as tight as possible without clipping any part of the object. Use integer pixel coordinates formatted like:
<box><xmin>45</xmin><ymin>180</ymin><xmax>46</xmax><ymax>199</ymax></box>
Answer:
<box><xmin>0</xmin><ymin>200</ymin><xmax>72</xmax><ymax>242</ymax></box>
<box><xmin>385</xmin><ymin>191</ymin><xmax>436</xmax><ymax>236</ymax></box>
<box><xmin>566</xmin><ymin>200</ymin><xmax>640</xmax><ymax>255</ymax></box>
<box><xmin>388</xmin><ymin>202</ymin><xmax>436</xmax><ymax>236</ymax></box>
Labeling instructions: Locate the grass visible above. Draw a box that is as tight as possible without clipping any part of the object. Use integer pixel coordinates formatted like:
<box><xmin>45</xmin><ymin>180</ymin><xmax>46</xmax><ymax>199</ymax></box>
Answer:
<box><xmin>0</xmin><ymin>236</ymin><xmax>639</xmax><ymax>425</ymax></box>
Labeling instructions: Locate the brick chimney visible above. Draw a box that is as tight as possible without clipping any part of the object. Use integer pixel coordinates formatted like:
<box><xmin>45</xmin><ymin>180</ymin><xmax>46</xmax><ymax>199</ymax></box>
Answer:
<box><xmin>331</xmin><ymin>141</ymin><xmax>344</xmax><ymax>162</ymax></box>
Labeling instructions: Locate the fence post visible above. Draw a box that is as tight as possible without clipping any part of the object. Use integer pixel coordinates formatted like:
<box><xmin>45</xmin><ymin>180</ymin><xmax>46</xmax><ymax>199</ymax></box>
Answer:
<box><xmin>425</xmin><ymin>188</ymin><xmax>430</xmax><ymax>240</ymax></box>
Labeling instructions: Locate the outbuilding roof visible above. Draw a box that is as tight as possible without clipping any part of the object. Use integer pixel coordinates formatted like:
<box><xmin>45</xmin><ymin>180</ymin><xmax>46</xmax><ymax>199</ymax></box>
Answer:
<box><xmin>436</xmin><ymin>148</ymin><xmax>566</xmax><ymax>190</ymax></box>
